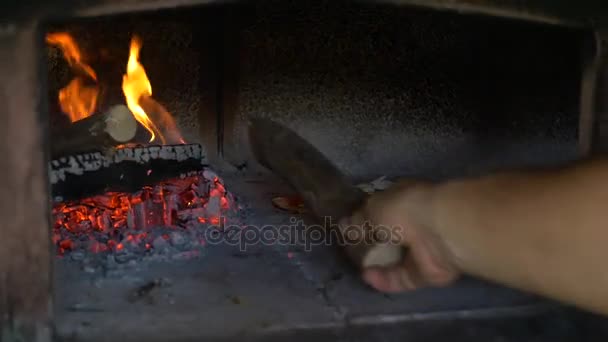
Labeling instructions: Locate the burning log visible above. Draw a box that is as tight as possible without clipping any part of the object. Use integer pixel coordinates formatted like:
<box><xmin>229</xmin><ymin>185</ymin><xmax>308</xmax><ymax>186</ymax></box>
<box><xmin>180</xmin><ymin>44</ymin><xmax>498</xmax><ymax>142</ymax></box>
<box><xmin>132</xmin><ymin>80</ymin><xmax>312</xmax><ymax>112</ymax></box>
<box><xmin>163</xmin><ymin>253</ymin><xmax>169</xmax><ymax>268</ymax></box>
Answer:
<box><xmin>249</xmin><ymin>118</ymin><xmax>405</xmax><ymax>269</ymax></box>
<box><xmin>50</xmin><ymin>143</ymin><xmax>206</xmax><ymax>200</ymax></box>
<box><xmin>50</xmin><ymin>104</ymin><xmax>138</xmax><ymax>159</ymax></box>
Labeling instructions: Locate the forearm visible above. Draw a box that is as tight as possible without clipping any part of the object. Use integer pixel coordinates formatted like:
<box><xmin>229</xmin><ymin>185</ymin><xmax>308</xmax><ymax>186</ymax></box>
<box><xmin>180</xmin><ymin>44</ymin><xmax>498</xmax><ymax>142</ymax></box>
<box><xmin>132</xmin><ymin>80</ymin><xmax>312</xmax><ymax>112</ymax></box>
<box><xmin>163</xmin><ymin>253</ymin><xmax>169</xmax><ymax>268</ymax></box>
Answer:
<box><xmin>428</xmin><ymin>159</ymin><xmax>608</xmax><ymax>314</ymax></box>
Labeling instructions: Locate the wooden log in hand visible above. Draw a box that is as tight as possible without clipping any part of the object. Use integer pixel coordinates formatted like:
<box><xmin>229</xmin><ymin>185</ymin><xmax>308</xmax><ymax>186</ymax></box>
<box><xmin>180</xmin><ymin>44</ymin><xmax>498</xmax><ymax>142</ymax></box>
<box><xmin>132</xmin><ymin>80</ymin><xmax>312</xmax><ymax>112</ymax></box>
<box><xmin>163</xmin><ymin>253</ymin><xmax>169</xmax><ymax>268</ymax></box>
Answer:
<box><xmin>50</xmin><ymin>105</ymin><xmax>137</xmax><ymax>158</ymax></box>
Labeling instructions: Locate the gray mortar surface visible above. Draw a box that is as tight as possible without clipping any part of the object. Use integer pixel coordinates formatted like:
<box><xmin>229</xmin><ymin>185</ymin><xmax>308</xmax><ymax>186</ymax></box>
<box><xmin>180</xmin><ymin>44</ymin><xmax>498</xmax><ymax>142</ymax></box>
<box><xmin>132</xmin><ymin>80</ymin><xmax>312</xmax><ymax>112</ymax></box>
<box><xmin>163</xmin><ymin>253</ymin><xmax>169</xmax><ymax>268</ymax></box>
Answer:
<box><xmin>56</xmin><ymin>164</ymin><xmax>590</xmax><ymax>341</ymax></box>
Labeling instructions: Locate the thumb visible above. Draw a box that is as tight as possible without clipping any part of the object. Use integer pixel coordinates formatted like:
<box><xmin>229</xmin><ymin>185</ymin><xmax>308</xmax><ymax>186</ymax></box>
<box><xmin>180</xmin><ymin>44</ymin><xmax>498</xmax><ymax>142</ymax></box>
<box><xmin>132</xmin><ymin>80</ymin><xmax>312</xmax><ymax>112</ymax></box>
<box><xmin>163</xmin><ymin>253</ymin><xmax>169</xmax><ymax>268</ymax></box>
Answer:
<box><xmin>363</xmin><ymin>233</ymin><xmax>459</xmax><ymax>292</ymax></box>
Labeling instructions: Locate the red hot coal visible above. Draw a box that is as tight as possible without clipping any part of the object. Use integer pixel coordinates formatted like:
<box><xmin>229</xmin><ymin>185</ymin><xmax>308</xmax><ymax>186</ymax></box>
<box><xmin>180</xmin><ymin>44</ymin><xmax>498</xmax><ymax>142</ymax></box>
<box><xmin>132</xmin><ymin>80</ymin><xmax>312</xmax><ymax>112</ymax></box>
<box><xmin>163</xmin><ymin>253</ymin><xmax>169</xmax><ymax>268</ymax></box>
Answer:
<box><xmin>52</xmin><ymin>170</ymin><xmax>236</xmax><ymax>257</ymax></box>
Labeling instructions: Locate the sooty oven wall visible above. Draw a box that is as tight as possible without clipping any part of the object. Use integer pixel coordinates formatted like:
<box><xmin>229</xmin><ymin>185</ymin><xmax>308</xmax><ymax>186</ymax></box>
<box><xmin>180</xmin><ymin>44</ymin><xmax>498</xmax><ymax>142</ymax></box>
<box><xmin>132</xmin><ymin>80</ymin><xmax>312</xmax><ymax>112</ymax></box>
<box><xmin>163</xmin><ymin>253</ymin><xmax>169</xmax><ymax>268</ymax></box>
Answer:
<box><xmin>48</xmin><ymin>0</ymin><xmax>585</xmax><ymax>180</ymax></box>
<box><xmin>236</xmin><ymin>0</ymin><xmax>584</xmax><ymax>180</ymax></box>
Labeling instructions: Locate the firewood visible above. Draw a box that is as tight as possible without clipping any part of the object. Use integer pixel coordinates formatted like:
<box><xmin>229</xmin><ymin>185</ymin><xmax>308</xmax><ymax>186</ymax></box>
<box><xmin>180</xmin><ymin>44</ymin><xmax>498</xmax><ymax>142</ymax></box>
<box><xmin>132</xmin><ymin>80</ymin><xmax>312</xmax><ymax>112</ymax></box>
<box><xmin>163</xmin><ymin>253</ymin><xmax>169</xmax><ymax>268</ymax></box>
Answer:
<box><xmin>50</xmin><ymin>143</ymin><xmax>206</xmax><ymax>200</ymax></box>
<box><xmin>50</xmin><ymin>104</ymin><xmax>137</xmax><ymax>158</ymax></box>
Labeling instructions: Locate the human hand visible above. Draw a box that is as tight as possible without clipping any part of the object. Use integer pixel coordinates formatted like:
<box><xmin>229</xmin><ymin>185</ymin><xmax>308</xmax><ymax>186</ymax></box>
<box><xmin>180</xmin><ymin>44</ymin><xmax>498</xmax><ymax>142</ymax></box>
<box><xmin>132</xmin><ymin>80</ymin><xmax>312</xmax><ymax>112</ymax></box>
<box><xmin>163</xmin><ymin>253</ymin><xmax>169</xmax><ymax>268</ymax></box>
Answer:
<box><xmin>346</xmin><ymin>180</ymin><xmax>460</xmax><ymax>293</ymax></box>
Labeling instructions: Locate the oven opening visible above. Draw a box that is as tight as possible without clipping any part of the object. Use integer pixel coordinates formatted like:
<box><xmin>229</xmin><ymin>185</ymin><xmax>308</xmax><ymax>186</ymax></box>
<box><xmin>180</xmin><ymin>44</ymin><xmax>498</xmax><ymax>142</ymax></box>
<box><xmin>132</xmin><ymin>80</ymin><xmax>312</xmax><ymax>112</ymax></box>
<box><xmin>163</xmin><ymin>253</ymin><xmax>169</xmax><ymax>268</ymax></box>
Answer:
<box><xmin>40</xmin><ymin>0</ymin><xmax>592</xmax><ymax>340</ymax></box>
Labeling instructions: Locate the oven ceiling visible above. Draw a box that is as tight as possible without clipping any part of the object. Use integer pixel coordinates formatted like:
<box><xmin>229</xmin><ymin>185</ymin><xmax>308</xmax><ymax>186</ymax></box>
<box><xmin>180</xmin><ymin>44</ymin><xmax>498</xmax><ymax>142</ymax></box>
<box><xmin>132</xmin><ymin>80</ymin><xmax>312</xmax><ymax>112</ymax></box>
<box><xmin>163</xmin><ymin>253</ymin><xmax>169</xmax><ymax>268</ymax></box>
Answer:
<box><xmin>2</xmin><ymin>0</ymin><xmax>606</xmax><ymax>28</ymax></box>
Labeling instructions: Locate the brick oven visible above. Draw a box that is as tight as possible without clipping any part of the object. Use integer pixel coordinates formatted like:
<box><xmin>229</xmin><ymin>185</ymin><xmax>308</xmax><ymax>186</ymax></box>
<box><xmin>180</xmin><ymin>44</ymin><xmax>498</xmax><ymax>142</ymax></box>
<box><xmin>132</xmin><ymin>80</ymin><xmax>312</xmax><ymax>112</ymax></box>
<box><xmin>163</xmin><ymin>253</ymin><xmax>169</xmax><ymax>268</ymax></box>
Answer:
<box><xmin>2</xmin><ymin>0</ymin><xmax>608</xmax><ymax>341</ymax></box>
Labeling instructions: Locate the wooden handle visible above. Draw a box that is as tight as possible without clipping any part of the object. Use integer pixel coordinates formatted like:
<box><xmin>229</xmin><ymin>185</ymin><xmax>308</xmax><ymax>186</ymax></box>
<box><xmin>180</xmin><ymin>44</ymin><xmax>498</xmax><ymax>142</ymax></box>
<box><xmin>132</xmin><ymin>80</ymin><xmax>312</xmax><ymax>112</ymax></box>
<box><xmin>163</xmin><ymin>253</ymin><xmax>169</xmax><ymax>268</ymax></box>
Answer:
<box><xmin>248</xmin><ymin>118</ymin><xmax>405</xmax><ymax>268</ymax></box>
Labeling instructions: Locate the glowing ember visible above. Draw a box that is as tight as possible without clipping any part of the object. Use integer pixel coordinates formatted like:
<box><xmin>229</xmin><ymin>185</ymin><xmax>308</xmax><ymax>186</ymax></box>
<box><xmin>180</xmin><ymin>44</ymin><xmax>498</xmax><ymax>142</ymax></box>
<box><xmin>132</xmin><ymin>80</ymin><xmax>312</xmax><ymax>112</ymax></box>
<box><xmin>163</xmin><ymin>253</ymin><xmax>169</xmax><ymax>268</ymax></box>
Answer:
<box><xmin>52</xmin><ymin>172</ymin><xmax>235</xmax><ymax>256</ymax></box>
<box><xmin>46</xmin><ymin>32</ymin><xmax>99</xmax><ymax>122</ymax></box>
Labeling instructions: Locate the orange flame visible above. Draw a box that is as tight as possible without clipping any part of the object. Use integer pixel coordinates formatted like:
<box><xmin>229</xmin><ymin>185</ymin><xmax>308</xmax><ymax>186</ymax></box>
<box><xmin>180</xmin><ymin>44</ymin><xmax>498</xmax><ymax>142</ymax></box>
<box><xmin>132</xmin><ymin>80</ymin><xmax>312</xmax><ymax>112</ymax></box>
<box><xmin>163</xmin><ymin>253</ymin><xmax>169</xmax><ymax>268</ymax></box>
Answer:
<box><xmin>46</xmin><ymin>33</ymin><xmax>97</xmax><ymax>80</ymax></box>
<box><xmin>122</xmin><ymin>36</ymin><xmax>165</xmax><ymax>143</ymax></box>
<box><xmin>46</xmin><ymin>32</ymin><xmax>99</xmax><ymax>122</ymax></box>
<box><xmin>58</xmin><ymin>78</ymin><xmax>99</xmax><ymax>122</ymax></box>
<box><xmin>47</xmin><ymin>33</ymin><xmax>184</xmax><ymax>144</ymax></box>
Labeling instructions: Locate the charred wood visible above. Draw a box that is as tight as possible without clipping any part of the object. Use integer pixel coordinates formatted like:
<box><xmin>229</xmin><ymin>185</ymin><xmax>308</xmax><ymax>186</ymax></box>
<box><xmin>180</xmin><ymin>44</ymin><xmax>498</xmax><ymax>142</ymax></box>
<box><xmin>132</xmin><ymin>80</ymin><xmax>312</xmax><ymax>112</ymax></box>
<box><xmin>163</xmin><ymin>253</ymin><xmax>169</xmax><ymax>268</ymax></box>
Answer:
<box><xmin>50</xmin><ymin>105</ymin><xmax>137</xmax><ymax>159</ymax></box>
<box><xmin>50</xmin><ymin>143</ymin><xmax>206</xmax><ymax>200</ymax></box>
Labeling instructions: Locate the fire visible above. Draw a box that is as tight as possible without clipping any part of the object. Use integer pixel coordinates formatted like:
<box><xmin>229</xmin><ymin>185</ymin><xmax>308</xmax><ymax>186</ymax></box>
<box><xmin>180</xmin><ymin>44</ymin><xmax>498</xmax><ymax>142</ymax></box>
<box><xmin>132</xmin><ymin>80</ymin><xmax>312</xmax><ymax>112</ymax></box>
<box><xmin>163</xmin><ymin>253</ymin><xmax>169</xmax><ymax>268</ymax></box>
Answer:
<box><xmin>46</xmin><ymin>33</ymin><xmax>97</xmax><ymax>80</ymax></box>
<box><xmin>48</xmin><ymin>32</ymin><xmax>184</xmax><ymax>144</ymax></box>
<box><xmin>46</xmin><ymin>32</ymin><xmax>99</xmax><ymax>122</ymax></box>
<box><xmin>122</xmin><ymin>36</ymin><xmax>164</xmax><ymax>143</ymax></box>
<box><xmin>58</xmin><ymin>78</ymin><xmax>99</xmax><ymax>122</ymax></box>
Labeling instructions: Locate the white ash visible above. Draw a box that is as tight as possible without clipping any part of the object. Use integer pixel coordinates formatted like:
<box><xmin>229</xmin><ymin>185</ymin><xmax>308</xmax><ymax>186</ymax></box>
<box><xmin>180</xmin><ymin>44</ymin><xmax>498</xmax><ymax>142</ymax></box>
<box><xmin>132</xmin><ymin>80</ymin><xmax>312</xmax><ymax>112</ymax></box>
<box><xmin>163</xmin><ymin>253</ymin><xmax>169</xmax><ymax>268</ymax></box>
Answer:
<box><xmin>59</xmin><ymin>219</ymin><xmax>238</xmax><ymax>272</ymax></box>
<box><xmin>205</xmin><ymin>196</ymin><xmax>221</xmax><ymax>218</ymax></box>
<box><xmin>152</xmin><ymin>236</ymin><xmax>169</xmax><ymax>250</ymax></box>
<box><xmin>169</xmin><ymin>232</ymin><xmax>187</xmax><ymax>248</ymax></box>
<box><xmin>49</xmin><ymin>144</ymin><xmax>205</xmax><ymax>185</ymax></box>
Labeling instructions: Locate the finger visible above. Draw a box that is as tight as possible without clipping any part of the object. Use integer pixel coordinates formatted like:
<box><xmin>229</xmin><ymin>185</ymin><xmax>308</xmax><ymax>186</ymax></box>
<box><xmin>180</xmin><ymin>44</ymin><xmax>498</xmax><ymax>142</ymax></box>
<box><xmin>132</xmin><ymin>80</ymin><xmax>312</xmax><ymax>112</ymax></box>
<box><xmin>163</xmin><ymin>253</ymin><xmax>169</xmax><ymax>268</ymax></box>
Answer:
<box><xmin>408</xmin><ymin>235</ymin><xmax>459</xmax><ymax>287</ymax></box>
<box><xmin>362</xmin><ymin>266</ymin><xmax>420</xmax><ymax>293</ymax></box>
<box><xmin>363</xmin><ymin>243</ymin><xmax>458</xmax><ymax>293</ymax></box>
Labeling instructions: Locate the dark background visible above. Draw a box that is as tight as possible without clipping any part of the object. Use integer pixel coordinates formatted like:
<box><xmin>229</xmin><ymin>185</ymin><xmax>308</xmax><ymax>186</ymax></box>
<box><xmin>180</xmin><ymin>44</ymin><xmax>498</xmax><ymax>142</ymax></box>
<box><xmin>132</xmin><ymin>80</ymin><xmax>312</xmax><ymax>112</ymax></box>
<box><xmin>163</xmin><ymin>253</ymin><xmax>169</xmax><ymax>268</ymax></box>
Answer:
<box><xmin>47</xmin><ymin>0</ymin><xmax>585</xmax><ymax>180</ymax></box>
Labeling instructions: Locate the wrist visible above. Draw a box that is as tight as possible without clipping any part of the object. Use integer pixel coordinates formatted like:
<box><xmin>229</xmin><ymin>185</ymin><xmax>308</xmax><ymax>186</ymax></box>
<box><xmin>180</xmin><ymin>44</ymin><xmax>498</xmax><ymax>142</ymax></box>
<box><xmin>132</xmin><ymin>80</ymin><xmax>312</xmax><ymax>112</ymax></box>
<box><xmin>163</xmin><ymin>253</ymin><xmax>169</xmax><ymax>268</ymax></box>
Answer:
<box><xmin>424</xmin><ymin>179</ymin><xmax>476</xmax><ymax>270</ymax></box>
<box><xmin>397</xmin><ymin>181</ymin><xmax>436</xmax><ymax>228</ymax></box>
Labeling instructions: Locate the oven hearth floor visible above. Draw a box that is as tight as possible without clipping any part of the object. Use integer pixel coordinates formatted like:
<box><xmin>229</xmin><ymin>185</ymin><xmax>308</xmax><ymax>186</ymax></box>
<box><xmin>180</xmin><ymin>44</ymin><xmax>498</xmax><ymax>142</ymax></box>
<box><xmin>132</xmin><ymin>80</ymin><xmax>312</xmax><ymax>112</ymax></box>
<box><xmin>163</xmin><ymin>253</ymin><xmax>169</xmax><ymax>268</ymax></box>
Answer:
<box><xmin>55</xmin><ymin>139</ymin><xmax>606</xmax><ymax>341</ymax></box>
